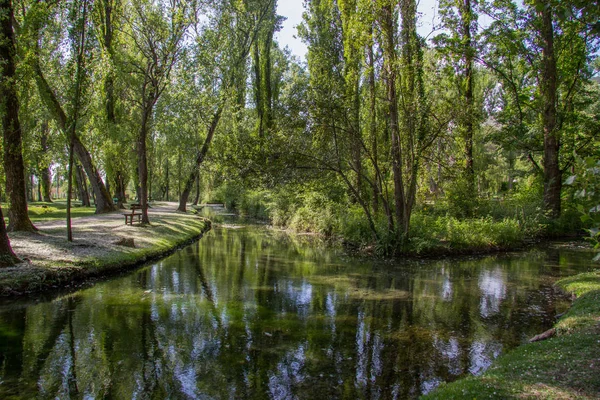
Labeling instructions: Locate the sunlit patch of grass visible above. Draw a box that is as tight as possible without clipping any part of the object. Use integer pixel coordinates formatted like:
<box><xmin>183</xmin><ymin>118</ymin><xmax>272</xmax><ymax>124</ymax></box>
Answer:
<box><xmin>555</xmin><ymin>271</ymin><xmax>600</xmax><ymax>334</ymax></box>
<box><xmin>422</xmin><ymin>270</ymin><xmax>600</xmax><ymax>400</ymax></box>
<box><xmin>26</xmin><ymin>201</ymin><xmax>97</xmax><ymax>222</ymax></box>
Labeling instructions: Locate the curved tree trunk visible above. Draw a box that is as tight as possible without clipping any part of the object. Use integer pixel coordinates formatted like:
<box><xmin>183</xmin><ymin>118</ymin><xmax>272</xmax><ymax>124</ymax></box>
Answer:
<box><xmin>192</xmin><ymin>173</ymin><xmax>200</xmax><ymax>206</ymax></box>
<box><xmin>178</xmin><ymin>107</ymin><xmax>223</xmax><ymax>212</ymax></box>
<box><xmin>33</xmin><ymin>63</ymin><xmax>114</xmax><ymax>214</ymax></box>
<box><xmin>75</xmin><ymin>164</ymin><xmax>90</xmax><ymax>207</ymax></box>
<box><xmin>72</xmin><ymin>134</ymin><xmax>114</xmax><ymax>213</ymax></box>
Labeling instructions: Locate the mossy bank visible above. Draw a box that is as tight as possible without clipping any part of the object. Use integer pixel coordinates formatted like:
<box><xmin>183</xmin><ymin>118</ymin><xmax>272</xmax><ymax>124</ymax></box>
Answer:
<box><xmin>0</xmin><ymin>204</ymin><xmax>211</xmax><ymax>297</ymax></box>
<box><xmin>422</xmin><ymin>269</ymin><xmax>600</xmax><ymax>399</ymax></box>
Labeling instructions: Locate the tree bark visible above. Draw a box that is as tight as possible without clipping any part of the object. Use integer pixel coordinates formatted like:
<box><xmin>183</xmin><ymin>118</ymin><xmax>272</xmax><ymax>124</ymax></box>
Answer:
<box><xmin>72</xmin><ymin>134</ymin><xmax>114</xmax><ymax>212</ymax></box>
<box><xmin>178</xmin><ymin>106</ymin><xmax>223</xmax><ymax>212</ymax></box>
<box><xmin>138</xmin><ymin>104</ymin><xmax>151</xmax><ymax>224</ymax></box>
<box><xmin>75</xmin><ymin>164</ymin><xmax>90</xmax><ymax>206</ymax></box>
<box><xmin>540</xmin><ymin>3</ymin><xmax>561</xmax><ymax>218</ymax></box>
<box><xmin>192</xmin><ymin>172</ymin><xmax>200</xmax><ymax>206</ymax></box>
<box><xmin>0</xmin><ymin>203</ymin><xmax>19</xmax><ymax>267</ymax></box>
<box><xmin>39</xmin><ymin>122</ymin><xmax>53</xmax><ymax>202</ymax></box>
<box><xmin>165</xmin><ymin>158</ymin><xmax>169</xmax><ymax>201</ymax></box>
<box><xmin>114</xmin><ymin>171</ymin><xmax>126</xmax><ymax>208</ymax></box>
<box><xmin>1</xmin><ymin>0</ymin><xmax>37</xmax><ymax>233</ymax></box>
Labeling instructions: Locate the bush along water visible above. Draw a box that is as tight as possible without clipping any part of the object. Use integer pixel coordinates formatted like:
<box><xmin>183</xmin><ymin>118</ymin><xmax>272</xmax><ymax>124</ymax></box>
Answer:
<box><xmin>203</xmin><ymin>175</ymin><xmax>584</xmax><ymax>257</ymax></box>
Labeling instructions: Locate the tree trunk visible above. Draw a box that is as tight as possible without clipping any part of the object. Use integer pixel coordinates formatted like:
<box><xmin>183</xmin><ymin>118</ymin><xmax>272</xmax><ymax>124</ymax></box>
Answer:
<box><xmin>114</xmin><ymin>171</ymin><xmax>126</xmax><ymax>208</ymax></box>
<box><xmin>75</xmin><ymin>164</ymin><xmax>90</xmax><ymax>207</ymax></box>
<box><xmin>165</xmin><ymin>159</ymin><xmax>169</xmax><ymax>201</ymax></box>
<box><xmin>368</xmin><ymin>32</ymin><xmax>379</xmax><ymax>215</ymax></box>
<box><xmin>28</xmin><ymin>173</ymin><xmax>34</xmax><ymax>202</ymax></box>
<box><xmin>56</xmin><ymin>169</ymin><xmax>60</xmax><ymax>198</ymax></box>
<box><xmin>37</xmin><ymin>176</ymin><xmax>42</xmax><ymax>201</ymax></box>
<box><xmin>192</xmin><ymin>172</ymin><xmax>200</xmax><ymax>206</ymax></box>
<box><xmin>0</xmin><ymin>203</ymin><xmax>19</xmax><ymax>267</ymax></box>
<box><xmin>381</xmin><ymin>5</ymin><xmax>406</xmax><ymax>249</ymax></box>
<box><xmin>40</xmin><ymin>121</ymin><xmax>53</xmax><ymax>202</ymax></box>
<box><xmin>253</xmin><ymin>40</ymin><xmax>264</xmax><ymax>137</ymax></box>
<box><xmin>41</xmin><ymin>167</ymin><xmax>52</xmax><ymax>202</ymax></box>
<box><xmin>138</xmin><ymin>102</ymin><xmax>153</xmax><ymax>224</ymax></box>
<box><xmin>178</xmin><ymin>106</ymin><xmax>223</xmax><ymax>212</ymax></box>
<box><xmin>540</xmin><ymin>3</ymin><xmax>561</xmax><ymax>218</ymax></box>
<box><xmin>33</xmin><ymin>62</ymin><xmax>114</xmax><ymax>214</ymax></box>
<box><xmin>72</xmin><ymin>135</ymin><xmax>114</xmax><ymax>212</ymax></box>
<box><xmin>399</xmin><ymin>0</ymin><xmax>423</xmax><ymax>238</ymax></box>
<box><xmin>1</xmin><ymin>0</ymin><xmax>36</xmax><ymax>233</ymax></box>
<box><xmin>461</xmin><ymin>0</ymin><xmax>475</xmax><ymax>197</ymax></box>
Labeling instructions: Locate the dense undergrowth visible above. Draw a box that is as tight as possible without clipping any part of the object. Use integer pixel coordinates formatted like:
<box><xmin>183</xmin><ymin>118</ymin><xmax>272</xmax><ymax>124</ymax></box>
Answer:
<box><xmin>207</xmin><ymin>177</ymin><xmax>584</xmax><ymax>257</ymax></box>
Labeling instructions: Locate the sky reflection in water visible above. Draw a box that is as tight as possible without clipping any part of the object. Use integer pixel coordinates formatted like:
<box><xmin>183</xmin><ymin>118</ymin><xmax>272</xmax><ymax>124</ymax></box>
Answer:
<box><xmin>0</xmin><ymin>226</ymin><xmax>594</xmax><ymax>399</ymax></box>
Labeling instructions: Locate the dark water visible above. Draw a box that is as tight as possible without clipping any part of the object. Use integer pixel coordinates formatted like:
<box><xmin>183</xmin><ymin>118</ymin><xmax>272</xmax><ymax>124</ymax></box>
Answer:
<box><xmin>0</xmin><ymin>224</ymin><xmax>595</xmax><ymax>399</ymax></box>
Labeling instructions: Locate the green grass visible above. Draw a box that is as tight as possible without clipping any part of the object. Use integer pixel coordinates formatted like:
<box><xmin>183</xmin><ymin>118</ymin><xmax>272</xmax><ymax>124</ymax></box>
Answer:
<box><xmin>422</xmin><ymin>270</ymin><xmax>600</xmax><ymax>400</ymax></box>
<box><xmin>23</xmin><ymin>201</ymin><xmax>97</xmax><ymax>222</ymax></box>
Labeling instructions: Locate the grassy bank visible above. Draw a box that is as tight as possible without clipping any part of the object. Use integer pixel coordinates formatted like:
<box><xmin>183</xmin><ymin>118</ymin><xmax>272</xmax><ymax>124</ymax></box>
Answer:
<box><xmin>27</xmin><ymin>201</ymin><xmax>98</xmax><ymax>222</ymax></box>
<box><xmin>1</xmin><ymin>204</ymin><xmax>211</xmax><ymax>296</ymax></box>
<box><xmin>422</xmin><ymin>269</ymin><xmax>600</xmax><ymax>399</ymax></box>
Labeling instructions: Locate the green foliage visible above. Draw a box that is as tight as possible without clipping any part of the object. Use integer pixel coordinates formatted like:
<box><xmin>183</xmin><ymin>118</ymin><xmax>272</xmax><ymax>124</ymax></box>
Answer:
<box><xmin>288</xmin><ymin>191</ymin><xmax>339</xmax><ymax>236</ymax></box>
<box><xmin>410</xmin><ymin>214</ymin><xmax>523</xmax><ymax>253</ymax></box>
<box><xmin>565</xmin><ymin>157</ymin><xmax>600</xmax><ymax>255</ymax></box>
<box><xmin>444</xmin><ymin>176</ymin><xmax>479</xmax><ymax>218</ymax></box>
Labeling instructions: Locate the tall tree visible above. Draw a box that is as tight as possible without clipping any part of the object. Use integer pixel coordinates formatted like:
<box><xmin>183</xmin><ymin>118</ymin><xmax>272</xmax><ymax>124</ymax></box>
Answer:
<box><xmin>436</xmin><ymin>0</ymin><xmax>479</xmax><ymax>212</ymax></box>
<box><xmin>127</xmin><ymin>0</ymin><xmax>189</xmax><ymax>222</ymax></box>
<box><xmin>177</xmin><ymin>0</ymin><xmax>276</xmax><ymax>212</ymax></box>
<box><xmin>1</xmin><ymin>0</ymin><xmax>36</xmax><ymax>232</ymax></box>
<box><xmin>97</xmin><ymin>0</ymin><xmax>128</xmax><ymax>209</ymax></box>
<box><xmin>27</xmin><ymin>0</ymin><xmax>115</xmax><ymax>214</ymax></box>
<box><xmin>0</xmin><ymin>0</ymin><xmax>23</xmax><ymax>265</ymax></box>
<box><xmin>480</xmin><ymin>0</ymin><xmax>599</xmax><ymax>217</ymax></box>
<box><xmin>65</xmin><ymin>0</ymin><xmax>91</xmax><ymax>241</ymax></box>
<box><xmin>251</xmin><ymin>0</ymin><xmax>279</xmax><ymax>138</ymax></box>
<box><xmin>39</xmin><ymin>121</ymin><xmax>53</xmax><ymax>202</ymax></box>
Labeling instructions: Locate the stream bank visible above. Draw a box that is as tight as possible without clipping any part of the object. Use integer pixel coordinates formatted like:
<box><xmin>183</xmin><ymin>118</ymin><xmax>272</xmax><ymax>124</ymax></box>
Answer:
<box><xmin>422</xmin><ymin>269</ymin><xmax>600</xmax><ymax>399</ymax></box>
<box><xmin>0</xmin><ymin>202</ymin><xmax>211</xmax><ymax>297</ymax></box>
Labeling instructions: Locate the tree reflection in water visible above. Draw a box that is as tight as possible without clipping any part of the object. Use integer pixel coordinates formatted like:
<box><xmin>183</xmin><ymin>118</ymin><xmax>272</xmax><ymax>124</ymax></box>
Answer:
<box><xmin>0</xmin><ymin>226</ymin><xmax>593</xmax><ymax>399</ymax></box>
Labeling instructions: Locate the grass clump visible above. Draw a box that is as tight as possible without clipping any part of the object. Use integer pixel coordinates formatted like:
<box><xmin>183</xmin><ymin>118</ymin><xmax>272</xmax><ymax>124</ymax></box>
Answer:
<box><xmin>422</xmin><ymin>269</ymin><xmax>600</xmax><ymax>400</ymax></box>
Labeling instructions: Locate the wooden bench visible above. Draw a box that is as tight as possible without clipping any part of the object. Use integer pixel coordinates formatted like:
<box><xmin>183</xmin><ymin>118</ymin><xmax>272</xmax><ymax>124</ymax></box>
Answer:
<box><xmin>123</xmin><ymin>204</ymin><xmax>142</xmax><ymax>225</ymax></box>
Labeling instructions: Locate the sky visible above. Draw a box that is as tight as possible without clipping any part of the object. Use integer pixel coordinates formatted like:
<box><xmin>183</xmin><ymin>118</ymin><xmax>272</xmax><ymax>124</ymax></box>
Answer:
<box><xmin>275</xmin><ymin>0</ymin><xmax>442</xmax><ymax>61</ymax></box>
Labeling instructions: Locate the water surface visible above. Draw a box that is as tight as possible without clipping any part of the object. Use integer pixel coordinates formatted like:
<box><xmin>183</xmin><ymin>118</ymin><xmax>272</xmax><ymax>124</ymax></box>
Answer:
<box><xmin>0</xmin><ymin>225</ymin><xmax>594</xmax><ymax>399</ymax></box>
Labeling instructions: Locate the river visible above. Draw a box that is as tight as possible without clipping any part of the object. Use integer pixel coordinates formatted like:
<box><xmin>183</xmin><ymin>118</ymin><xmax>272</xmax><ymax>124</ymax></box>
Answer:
<box><xmin>0</xmin><ymin>222</ymin><xmax>595</xmax><ymax>399</ymax></box>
